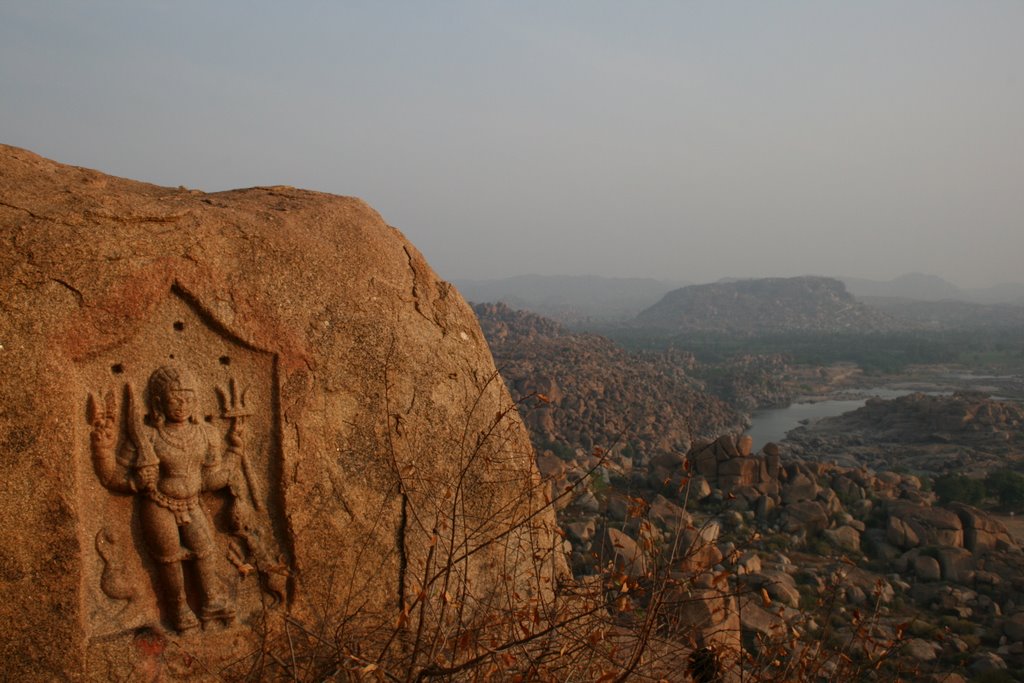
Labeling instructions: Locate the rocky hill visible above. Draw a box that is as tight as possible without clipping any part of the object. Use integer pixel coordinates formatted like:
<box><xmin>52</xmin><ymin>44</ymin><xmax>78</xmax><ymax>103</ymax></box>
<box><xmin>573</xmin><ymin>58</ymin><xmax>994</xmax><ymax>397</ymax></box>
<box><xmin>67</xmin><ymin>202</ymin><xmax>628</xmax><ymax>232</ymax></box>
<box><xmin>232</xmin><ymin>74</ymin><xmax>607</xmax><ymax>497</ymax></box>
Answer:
<box><xmin>474</xmin><ymin>302</ymin><xmax>746</xmax><ymax>462</ymax></box>
<box><xmin>474</xmin><ymin>301</ymin><xmax>1024</xmax><ymax>678</ymax></box>
<box><xmin>634</xmin><ymin>276</ymin><xmax>905</xmax><ymax>334</ymax></box>
<box><xmin>691</xmin><ymin>353</ymin><xmax>796</xmax><ymax>410</ymax></box>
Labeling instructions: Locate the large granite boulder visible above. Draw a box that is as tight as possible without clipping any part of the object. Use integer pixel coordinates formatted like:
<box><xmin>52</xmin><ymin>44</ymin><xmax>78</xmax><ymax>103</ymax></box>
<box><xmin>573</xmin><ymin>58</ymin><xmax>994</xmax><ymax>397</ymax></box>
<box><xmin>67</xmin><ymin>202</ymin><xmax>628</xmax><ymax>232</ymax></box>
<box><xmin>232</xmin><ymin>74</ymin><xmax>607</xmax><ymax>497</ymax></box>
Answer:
<box><xmin>949</xmin><ymin>503</ymin><xmax>1018</xmax><ymax>553</ymax></box>
<box><xmin>887</xmin><ymin>501</ymin><xmax>964</xmax><ymax>548</ymax></box>
<box><xmin>0</xmin><ymin>146</ymin><xmax>564</xmax><ymax>679</ymax></box>
<box><xmin>600</xmin><ymin>527</ymin><xmax>649</xmax><ymax>578</ymax></box>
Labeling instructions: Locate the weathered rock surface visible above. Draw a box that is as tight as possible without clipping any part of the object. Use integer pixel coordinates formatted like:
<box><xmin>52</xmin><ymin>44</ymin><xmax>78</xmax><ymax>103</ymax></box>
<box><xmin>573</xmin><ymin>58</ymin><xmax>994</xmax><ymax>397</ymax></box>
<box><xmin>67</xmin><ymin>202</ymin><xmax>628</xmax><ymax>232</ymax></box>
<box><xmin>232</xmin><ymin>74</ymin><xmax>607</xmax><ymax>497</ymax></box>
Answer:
<box><xmin>914</xmin><ymin>555</ymin><xmax>942</xmax><ymax>582</ymax></box>
<box><xmin>887</xmin><ymin>501</ymin><xmax>964</xmax><ymax>548</ymax></box>
<box><xmin>950</xmin><ymin>502</ymin><xmax>1017</xmax><ymax>552</ymax></box>
<box><xmin>0</xmin><ymin>146</ymin><xmax>563</xmax><ymax>679</ymax></box>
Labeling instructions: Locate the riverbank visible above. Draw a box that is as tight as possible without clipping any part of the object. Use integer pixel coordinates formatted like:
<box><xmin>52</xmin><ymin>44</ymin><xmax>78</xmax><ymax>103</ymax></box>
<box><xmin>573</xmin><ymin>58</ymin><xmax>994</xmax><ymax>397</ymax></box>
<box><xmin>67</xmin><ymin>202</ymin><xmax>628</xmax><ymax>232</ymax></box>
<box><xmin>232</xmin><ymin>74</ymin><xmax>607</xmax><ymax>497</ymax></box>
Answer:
<box><xmin>746</xmin><ymin>364</ymin><xmax>1024</xmax><ymax>449</ymax></box>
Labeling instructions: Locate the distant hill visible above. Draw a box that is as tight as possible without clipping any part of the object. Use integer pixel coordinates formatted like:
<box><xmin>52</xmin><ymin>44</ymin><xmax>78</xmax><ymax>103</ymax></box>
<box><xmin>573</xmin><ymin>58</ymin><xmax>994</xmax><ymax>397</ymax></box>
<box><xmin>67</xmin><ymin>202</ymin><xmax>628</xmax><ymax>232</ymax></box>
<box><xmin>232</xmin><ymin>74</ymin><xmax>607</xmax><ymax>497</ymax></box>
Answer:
<box><xmin>860</xmin><ymin>297</ymin><xmax>1024</xmax><ymax>330</ymax></box>
<box><xmin>453</xmin><ymin>274</ymin><xmax>684</xmax><ymax>323</ymax></box>
<box><xmin>634</xmin><ymin>276</ymin><xmax>903</xmax><ymax>334</ymax></box>
<box><xmin>842</xmin><ymin>273</ymin><xmax>962</xmax><ymax>301</ymax></box>
<box><xmin>843</xmin><ymin>275</ymin><xmax>1024</xmax><ymax>329</ymax></box>
<box><xmin>843</xmin><ymin>273</ymin><xmax>1024</xmax><ymax>305</ymax></box>
<box><xmin>972</xmin><ymin>282</ymin><xmax>1024</xmax><ymax>305</ymax></box>
<box><xmin>455</xmin><ymin>272</ymin><xmax>1024</xmax><ymax>329</ymax></box>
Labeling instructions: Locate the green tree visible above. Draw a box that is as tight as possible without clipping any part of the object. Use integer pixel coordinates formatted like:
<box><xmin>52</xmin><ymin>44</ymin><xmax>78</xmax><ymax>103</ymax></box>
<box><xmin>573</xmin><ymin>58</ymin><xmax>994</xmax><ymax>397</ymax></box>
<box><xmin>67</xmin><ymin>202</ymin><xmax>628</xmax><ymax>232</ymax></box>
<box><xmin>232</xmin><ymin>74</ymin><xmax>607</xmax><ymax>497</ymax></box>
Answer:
<box><xmin>985</xmin><ymin>469</ymin><xmax>1024</xmax><ymax>511</ymax></box>
<box><xmin>933</xmin><ymin>474</ymin><xmax>985</xmax><ymax>506</ymax></box>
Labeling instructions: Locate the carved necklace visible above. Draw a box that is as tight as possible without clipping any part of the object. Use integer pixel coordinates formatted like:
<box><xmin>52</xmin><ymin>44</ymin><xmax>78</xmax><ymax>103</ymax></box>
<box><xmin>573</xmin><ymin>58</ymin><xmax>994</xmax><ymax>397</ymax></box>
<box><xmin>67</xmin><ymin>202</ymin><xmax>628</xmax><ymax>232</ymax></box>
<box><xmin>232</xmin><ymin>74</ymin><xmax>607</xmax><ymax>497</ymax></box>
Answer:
<box><xmin>156</xmin><ymin>423</ymin><xmax>200</xmax><ymax>452</ymax></box>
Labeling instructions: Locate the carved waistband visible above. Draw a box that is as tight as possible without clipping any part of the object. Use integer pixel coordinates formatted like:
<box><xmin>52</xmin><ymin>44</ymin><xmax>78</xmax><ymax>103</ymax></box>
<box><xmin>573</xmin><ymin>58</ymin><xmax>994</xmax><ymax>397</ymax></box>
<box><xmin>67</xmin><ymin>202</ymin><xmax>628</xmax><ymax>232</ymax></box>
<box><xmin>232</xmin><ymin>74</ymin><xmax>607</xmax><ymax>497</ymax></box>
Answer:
<box><xmin>147</xmin><ymin>490</ymin><xmax>200</xmax><ymax>526</ymax></box>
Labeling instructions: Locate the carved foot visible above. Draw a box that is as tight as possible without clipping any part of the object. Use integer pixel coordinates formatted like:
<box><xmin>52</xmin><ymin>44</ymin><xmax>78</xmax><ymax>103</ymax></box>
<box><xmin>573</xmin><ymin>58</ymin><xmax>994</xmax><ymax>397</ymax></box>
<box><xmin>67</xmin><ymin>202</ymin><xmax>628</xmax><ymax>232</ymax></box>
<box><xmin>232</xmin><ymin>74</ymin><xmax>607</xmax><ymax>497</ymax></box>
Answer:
<box><xmin>199</xmin><ymin>600</ymin><xmax>235</xmax><ymax>628</ymax></box>
<box><xmin>171</xmin><ymin>602</ymin><xmax>199</xmax><ymax>632</ymax></box>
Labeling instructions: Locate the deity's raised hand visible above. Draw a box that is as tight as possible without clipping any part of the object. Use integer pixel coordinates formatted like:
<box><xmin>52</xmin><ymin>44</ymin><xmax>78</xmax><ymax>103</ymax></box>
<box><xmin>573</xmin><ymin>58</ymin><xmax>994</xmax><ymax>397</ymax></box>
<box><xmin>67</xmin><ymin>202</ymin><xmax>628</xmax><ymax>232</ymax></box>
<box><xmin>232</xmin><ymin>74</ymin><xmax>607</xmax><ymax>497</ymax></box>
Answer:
<box><xmin>218</xmin><ymin>378</ymin><xmax>251</xmax><ymax>449</ymax></box>
<box><xmin>88</xmin><ymin>390</ymin><xmax>118</xmax><ymax>451</ymax></box>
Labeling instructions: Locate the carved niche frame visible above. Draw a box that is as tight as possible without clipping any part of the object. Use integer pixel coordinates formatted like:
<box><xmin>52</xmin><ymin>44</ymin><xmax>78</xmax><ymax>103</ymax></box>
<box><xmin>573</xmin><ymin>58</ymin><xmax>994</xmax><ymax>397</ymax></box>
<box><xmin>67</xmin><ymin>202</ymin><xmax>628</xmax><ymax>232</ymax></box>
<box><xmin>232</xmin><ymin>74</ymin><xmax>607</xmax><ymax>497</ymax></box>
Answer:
<box><xmin>76</xmin><ymin>282</ymin><xmax>292</xmax><ymax>638</ymax></box>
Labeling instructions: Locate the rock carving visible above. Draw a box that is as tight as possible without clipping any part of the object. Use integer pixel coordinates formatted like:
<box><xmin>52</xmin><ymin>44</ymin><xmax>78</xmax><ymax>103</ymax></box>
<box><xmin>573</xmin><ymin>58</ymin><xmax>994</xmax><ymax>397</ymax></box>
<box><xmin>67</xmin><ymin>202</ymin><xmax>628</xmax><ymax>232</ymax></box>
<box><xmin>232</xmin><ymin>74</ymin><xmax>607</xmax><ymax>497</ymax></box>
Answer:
<box><xmin>95</xmin><ymin>527</ymin><xmax>138</xmax><ymax>610</ymax></box>
<box><xmin>88</xmin><ymin>363</ymin><xmax>279</xmax><ymax>631</ymax></box>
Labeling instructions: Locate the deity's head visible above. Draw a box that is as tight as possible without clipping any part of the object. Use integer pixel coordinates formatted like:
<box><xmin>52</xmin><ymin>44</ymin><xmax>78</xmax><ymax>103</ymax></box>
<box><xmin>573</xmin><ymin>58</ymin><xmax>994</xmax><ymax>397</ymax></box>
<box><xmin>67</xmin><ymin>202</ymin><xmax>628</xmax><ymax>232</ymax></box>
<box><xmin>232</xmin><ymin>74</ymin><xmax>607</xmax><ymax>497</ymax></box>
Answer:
<box><xmin>147</xmin><ymin>364</ymin><xmax>199</xmax><ymax>425</ymax></box>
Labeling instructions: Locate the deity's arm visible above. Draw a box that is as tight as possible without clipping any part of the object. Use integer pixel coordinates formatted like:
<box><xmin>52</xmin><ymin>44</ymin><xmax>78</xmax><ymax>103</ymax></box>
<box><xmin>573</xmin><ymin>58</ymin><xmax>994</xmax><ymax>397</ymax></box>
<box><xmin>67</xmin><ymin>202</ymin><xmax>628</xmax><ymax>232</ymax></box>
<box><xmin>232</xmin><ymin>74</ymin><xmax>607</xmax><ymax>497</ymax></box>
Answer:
<box><xmin>92</xmin><ymin>438</ymin><xmax>139</xmax><ymax>494</ymax></box>
<box><xmin>202</xmin><ymin>423</ymin><xmax>238</xmax><ymax>492</ymax></box>
<box><xmin>88</xmin><ymin>390</ymin><xmax>140</xmax><ymax>493</ymax></box>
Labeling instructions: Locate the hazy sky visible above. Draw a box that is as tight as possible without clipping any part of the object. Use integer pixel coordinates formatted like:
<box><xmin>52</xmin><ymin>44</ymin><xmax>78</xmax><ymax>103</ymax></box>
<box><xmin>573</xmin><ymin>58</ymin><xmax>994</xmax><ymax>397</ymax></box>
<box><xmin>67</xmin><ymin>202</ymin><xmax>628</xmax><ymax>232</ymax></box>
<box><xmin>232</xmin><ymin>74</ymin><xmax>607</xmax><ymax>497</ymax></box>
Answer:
<box><xmin>2</xmin><ymin>2</ymin><xmax>1022</xmax><ymax>287</ymax></box>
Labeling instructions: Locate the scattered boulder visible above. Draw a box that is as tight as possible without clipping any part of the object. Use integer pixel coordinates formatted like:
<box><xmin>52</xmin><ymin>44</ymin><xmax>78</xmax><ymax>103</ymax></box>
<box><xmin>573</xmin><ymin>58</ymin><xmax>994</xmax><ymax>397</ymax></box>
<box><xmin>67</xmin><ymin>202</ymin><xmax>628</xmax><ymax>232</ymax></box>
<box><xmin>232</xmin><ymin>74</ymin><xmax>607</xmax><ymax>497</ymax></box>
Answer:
<box><xmin>781</xmin><ymin>500</ymin><xmax>829</xmax><ymax>535</ymax></box>
<box><xmin>744</xmin><ymin>570</ymin><xmax>801</xmax><ymax>609</ymax></box>
<box><xmin>738</xmin><ymin>597</ymin><xmax>788</xmax><ymax>639</ymax></box>
<box><xmin>782</xmin><ymin>473</ymin><xmax>819</xmax><ymax>504</ymax></box>
<box><xmin>887</xmin><ymin>516</ymin><xmax>921</xmax><ymax>549</ymax></box>
<box><xmin>565</xmin><ymin>519</ymin><xmax>597</xmax><ymax>545</ymax></box>
<box><xmin>888</xmin><ymin>502</ymin><xmax>964</xmax><ymax>548</ymax></box>
<box><xmin>935</xmin><ymin>546</ymin><xmax>975</xmax><ymax>583</ymax></box>
<box><xmin>914</xmin><ymin>555</ymin><xmax>942</xmax><ymax>582</ymax></box>
<box><xmin>1002</xmin><ymin>612</ymin><xmax>1024</xmax><ymax>643</ymax></box>
<box><xmin>950</xmin><ymin>503</ymin><xmax>1018</xmax><ymax>553</ymax></box>
<box><xmin>679</xmin><ymin>522</ymin><xmax>724</xmax><ymax>573</ymax></box>
<box><xmin>970</xmin><ymin>651</ymin><xmax>1008</xmax><ymax>674</ymax></box>
<box><xmin>823</xmin><ymin>525</ymin><xmax>861</xmax><ymax>553</ymax></box>
<box><xmin>672</xmin><ymin>587</ymin><xmax>740</xmax><ymax>654</ymax></box>
<box><xmin>601</xmin><ymin>527</ymin><xmax>649</xmax><ymax>578</ymax></box>
<box><xmin>902</xmin><ymin>638</ymin><xmax>940</xmax><ymax>662</ymax></box>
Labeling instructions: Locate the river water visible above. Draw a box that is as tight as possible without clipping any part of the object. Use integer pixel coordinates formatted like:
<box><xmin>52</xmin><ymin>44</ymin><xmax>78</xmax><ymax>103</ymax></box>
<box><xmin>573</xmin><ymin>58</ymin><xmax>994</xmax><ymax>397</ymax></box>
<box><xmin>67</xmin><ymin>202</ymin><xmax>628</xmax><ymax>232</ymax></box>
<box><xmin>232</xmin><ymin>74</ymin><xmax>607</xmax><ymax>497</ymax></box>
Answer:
<box><xmin>745</xmin><ymin>373</ymin><xmax>1021</xmax><ymax>450</ymax></box>
<box><xmin>745</xmin><ymin>388</ymin><xmax>925</xmax><ymax>450</ymax></box>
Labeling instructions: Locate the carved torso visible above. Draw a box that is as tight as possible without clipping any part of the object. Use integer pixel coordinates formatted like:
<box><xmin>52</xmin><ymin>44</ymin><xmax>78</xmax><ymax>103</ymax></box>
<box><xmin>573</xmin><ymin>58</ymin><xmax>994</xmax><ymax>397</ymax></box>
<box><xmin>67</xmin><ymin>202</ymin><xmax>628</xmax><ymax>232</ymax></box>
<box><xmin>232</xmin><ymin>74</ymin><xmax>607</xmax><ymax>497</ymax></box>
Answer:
<box><xmin>154</xmin><ymin>423</ymin><xmax>216</xmax><ymax>498</ymax></box>
<box><xmin>120</xmin><ymin>422</ymin><xmax>219</xmax><ymax>499</ymax></box>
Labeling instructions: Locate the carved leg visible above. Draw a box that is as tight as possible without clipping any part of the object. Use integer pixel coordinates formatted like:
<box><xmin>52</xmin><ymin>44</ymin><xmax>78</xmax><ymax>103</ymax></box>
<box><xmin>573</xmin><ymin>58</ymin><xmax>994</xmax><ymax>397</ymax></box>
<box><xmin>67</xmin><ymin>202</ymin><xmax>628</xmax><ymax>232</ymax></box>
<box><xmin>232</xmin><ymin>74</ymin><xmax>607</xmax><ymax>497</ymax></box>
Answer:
<box><xmin>182</xmin><ymin>510</ymin><xmax>235</xmax><ymax>624</ymax></box>
<box><xmin>195</xmin><ymin>556</ymin><xmax>234</xmax><ymax>623</ymax></box>
<box><xmin>157</xmin><ymin>562</ymin><xmax>199</xmax><ymax>631</ymax></box>
<box><xmin>141</xmin><ymin>500</ymin><xmax>199</xmax><ymax>631</ymax></box>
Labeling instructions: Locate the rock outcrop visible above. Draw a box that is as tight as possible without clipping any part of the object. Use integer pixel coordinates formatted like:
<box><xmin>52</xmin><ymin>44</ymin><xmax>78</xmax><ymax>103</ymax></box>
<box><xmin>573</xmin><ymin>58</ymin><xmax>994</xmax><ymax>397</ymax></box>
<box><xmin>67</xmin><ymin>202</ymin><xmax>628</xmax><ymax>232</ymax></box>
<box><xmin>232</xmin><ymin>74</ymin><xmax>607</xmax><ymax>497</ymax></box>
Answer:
<box><xmin>693</xmin><ymin>353</ymin><xmax>796</xmax><ymax>410</ymax></box>
<box><xmin>785</xmin><ymin>391</ymin><xmax>1024</xmax><ymax>472</ymax></box>
<box><xmin>474</xmin><ymin>302</ymin><xmax>745</xmax><ymax>462</ymax></box>
<box><xmin>0</xmin><ymin>146</ymin><xmax>563</xmax><ymax>679</ymax></box>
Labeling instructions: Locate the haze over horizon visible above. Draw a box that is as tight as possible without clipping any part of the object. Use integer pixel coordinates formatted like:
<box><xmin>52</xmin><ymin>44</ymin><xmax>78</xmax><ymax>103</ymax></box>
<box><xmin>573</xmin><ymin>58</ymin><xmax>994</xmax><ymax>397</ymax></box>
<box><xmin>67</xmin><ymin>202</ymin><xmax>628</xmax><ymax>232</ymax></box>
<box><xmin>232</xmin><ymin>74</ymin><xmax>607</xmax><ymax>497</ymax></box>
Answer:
<box><xmin>2</xmin><ymin>2</ymin><xmax>1021</xmax><ymax>289</ymax></box>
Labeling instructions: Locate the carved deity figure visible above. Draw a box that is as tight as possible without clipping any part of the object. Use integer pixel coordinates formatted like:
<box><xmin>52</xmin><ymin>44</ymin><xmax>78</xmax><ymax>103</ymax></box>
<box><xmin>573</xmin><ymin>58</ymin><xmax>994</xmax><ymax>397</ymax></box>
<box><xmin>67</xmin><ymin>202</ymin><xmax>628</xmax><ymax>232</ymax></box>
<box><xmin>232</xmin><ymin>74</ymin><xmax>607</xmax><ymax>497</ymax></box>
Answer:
<box><xmin>90</xmin><ymin>364</ymin><xmax>245</xmax><ymax>631</ymax></box>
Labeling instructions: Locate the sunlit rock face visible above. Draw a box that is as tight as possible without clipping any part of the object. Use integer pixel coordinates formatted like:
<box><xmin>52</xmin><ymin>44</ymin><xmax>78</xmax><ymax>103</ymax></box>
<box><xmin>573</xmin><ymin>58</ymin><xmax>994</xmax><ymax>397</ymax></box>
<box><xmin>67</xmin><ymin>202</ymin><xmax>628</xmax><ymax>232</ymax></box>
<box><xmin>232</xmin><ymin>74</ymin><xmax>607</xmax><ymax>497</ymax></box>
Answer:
<box><xmin>0</xmin><ymin>145</ymin><xmax>564</xmax><ymax>679</ymax></box>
